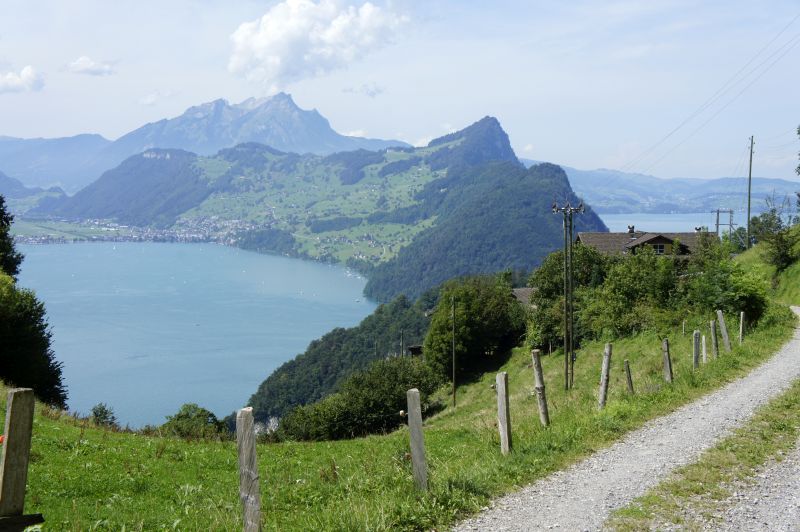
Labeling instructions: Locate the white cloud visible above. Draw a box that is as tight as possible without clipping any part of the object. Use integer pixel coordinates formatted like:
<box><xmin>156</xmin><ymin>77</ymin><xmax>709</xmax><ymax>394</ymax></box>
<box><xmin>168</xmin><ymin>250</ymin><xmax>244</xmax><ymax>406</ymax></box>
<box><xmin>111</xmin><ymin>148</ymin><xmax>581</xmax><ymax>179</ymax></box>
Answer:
<box><xmin>344</xmin><ymin>129</ymin><xmax>367</xmax><ymax>137</ymax></box>
<box><xmin>229</xmin><ymin>0</ymin><xmax>407</xmax><ymax>91</ymax></box>
<box><xmin>0</xmin><ymin>65</ymin><xmax>44</xmax><ymax>93</ymax></box>
<box><xmin>523</xmin><ymin>144</ymin><xmax>534</xmax><ymax>153</ymax></box>
<box><xmin>138</xmin><ymin>89</ymin><xmax>177</xmax><ymax>106</ymax></box>
<box><xmin>68</xmin><ymin>56</ymin><xmax>114</xmax><ymax>76</ymax></box>
<box><xmin>342</xmin><ymin>82</ymin><xmax>384</xmax><ymax>98</ymax></box>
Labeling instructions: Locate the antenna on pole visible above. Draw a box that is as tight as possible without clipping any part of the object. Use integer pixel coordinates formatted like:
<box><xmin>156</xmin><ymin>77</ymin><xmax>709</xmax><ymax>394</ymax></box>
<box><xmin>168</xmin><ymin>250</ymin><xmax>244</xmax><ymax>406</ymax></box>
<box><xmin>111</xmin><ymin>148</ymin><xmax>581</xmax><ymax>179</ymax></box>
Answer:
<box><xmin>746</xmin><ymin>135</ymin><xmax>754</xmax><ymax>248</ymax></box>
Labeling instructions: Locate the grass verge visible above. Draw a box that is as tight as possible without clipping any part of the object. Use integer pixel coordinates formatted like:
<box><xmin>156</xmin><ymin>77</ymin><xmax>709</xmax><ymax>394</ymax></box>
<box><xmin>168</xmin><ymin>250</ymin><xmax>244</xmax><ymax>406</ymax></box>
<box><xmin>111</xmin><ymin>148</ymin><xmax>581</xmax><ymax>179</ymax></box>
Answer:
<box><xmin>1</xmin><ymin>306</ymin><xmax>795</xmax><ymax>530</ymax></box>
<box><xmin>606</xmin><ymin>376</ymin><xmax>800</xmax><ymax>531</ymax></box>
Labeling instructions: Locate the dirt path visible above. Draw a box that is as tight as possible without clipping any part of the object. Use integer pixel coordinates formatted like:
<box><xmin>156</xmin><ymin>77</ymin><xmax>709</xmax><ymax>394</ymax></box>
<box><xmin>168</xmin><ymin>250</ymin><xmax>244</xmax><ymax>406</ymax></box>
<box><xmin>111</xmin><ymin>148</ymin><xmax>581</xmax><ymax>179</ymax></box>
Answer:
<box><xmin>454</xmin><ymin>307</ymin><xmax>800</xmax><ymax>532</ymax></box>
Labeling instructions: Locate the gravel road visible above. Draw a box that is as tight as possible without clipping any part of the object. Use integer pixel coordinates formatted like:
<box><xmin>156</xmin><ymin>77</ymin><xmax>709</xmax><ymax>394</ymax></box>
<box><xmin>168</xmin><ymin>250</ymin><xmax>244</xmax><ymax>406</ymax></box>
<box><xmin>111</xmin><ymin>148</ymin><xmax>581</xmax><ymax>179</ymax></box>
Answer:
<box><xmin>703</xmin><ymin>436</ymin><xmax>800</xmax><ymax>531</ymax></box>
<box><xmin>454</xmin><ymin>307</ymin><xmax>800</xmax><ymax>532</ymax></box>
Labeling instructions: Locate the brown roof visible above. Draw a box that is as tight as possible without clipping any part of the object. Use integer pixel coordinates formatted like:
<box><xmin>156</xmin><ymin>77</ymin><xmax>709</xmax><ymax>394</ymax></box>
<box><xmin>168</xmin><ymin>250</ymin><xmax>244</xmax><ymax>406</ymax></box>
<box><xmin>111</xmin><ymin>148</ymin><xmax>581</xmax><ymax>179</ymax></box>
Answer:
<box><xmin>576</xmin><ymin>231</ymin><xmax>713</xmax><ymax>255</ymax></box>
<box><xmin>512</xmin><ymin>287</ymin><xmax>534</xmax><ymax>306</ymax></box>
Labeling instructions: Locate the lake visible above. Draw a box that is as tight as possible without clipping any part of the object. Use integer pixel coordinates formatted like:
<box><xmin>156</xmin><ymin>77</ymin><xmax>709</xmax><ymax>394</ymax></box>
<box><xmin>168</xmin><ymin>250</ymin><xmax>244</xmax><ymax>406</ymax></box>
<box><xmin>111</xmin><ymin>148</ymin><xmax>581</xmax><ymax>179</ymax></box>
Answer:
<box><xmin>599</xmin><ymin>211</ymin><xmax>755</xmax><ymax>233</ymax></box>
<box><xmin>17</xmin><ymin>242</ymin><xmax>376</xmax><ymax>428</ymax></box>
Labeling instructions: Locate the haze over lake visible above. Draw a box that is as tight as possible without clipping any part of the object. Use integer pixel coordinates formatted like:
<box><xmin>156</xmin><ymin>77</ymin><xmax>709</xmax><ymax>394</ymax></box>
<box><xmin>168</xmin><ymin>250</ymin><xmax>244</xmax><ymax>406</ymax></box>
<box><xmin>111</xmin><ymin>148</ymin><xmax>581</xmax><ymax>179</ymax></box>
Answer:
<box><xmin>17</xmin><ymin>242</ymin><xmax>376</xmax><ymax>428</ymax></box>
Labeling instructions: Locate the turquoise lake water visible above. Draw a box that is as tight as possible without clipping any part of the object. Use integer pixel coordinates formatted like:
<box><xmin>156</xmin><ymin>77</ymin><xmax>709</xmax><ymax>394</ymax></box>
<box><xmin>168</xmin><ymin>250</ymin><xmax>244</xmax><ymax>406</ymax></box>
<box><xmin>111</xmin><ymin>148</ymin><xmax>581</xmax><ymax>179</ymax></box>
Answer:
<box><xmin>599</xmin><ymin>211</ymin><xmax>754</xmax><ymax>233</ymax></box>
<box><xmin>17</xmin><ymin>242</ymin><xmax>376</xmax><ymax>428</ymax></box>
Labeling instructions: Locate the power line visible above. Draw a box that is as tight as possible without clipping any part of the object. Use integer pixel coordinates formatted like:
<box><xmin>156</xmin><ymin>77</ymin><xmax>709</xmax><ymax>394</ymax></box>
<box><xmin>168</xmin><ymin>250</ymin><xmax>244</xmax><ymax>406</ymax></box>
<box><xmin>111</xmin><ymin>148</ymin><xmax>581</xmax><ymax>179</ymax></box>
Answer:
<box><xmin>620</xmin><ymin>13</ymin><xmax>800</xmax><ymax>174</ymax></box>
<box><xmin>639</xmin><ymin>31</ymin><xmax>800</xmax><ymax>175</ymax></box>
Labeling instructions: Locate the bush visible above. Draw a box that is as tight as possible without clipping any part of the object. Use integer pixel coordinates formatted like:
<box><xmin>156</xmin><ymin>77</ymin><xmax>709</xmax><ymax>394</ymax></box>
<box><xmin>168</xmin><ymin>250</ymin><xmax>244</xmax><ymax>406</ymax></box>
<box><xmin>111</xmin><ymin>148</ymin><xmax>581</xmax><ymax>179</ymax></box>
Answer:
<box><xmin>278</xmin><ymin>357</ymin><xmax>441</xmax><ymax>441</ymax></box>
<box><xmin>423</xmin><ymin>274</ymin><xmax>525</xmax><ymax>381</ymax></box>
<box><xmin>161</xmin><ymin>403</ymin><xmax>227</xmax><ymax>440</ymax></box>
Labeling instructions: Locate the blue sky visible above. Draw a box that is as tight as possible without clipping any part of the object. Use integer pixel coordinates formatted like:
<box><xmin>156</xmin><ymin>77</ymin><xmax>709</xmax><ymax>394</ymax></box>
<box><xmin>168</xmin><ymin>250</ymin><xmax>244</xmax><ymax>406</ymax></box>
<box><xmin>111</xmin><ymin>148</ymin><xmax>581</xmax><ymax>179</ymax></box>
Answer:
<box><xmin>1</xmin><ymin>0</ymin><xmax>798</xmax><ymax>179</ymax></box>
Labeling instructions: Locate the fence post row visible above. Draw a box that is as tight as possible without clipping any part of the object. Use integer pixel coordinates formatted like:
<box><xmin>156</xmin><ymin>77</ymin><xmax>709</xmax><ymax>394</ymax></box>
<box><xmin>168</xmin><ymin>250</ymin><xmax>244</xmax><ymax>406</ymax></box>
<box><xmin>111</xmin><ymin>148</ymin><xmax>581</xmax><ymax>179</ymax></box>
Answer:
<box><xmin>662</xmin><ymin>338</ymin><xmax>673</xmax><ymax>383</ymax></box>
<box><xmin>406</xmin><ymin>389</ymin><xmax>427</xmax><ymax>491</ymax></box>
<box><xmin>236</xmin><ymin>407</ymin><xmax>261</xmax><ymax>532</ymax></box>
<box><xmin>0</xmin><ymin>388</ymin><xmax>44</xmax><ymax>530</ymax></box>
<box><xmin>598</xmin><ymin>343</ymin><xmax>612</xmax><ymax>409</ymax></box>
<box><xmin>495</xmin><ymin>372</ymin><xmax>512</xmax><ymax>455</ymax></box>
<box><xmin>717</xmin><ymin>310</ymin><xmax>732</xmax><ymax>352</ymax></box>
<box><xmin>710</xmin><ymin>319</ymin><xmax>719</xmax><ymax>359</ymax></box>
<box><xmin>531</xmin><ymin>349</ymin><xmax>550</xmax><ymax>427</ymax></box>
<box><xmin>692</xmin><ymin>330</ymin><xmax>700</xmax><ymax>370</ymax></box>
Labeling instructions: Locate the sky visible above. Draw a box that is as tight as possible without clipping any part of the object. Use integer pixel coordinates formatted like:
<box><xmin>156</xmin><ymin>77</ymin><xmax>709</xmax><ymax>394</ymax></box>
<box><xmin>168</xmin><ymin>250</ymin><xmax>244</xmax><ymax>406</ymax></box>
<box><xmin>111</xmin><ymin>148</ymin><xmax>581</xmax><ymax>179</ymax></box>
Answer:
<box><xmin>1</xmin><ymin>0</ymin><xmax>799</xmax><ymax>180</ymax></box>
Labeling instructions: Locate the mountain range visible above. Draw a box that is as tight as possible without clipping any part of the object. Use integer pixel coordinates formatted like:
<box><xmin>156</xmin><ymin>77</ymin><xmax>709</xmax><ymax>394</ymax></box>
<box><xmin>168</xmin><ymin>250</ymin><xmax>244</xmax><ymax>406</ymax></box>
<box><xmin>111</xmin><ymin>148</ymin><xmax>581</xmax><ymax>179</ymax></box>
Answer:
<box><xmin>32</xmin><ymin>116</ymin><xmax>606</xmax><ymax>301</ymax></box>
<box><xmin>0</xmin><ymin>93</ymin><xmax>409</xmax><ymax>193</ymax></box>
<box><xmin>520</xmin><ymin>159</ymin><xmax>800</xmax><ymax>214</ymax></box>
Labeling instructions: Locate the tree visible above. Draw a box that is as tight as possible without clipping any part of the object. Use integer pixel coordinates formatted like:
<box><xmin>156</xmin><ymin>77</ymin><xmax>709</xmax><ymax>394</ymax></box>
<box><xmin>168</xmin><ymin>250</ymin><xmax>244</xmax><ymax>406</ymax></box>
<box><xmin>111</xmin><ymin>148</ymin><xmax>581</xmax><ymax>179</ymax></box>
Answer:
<box><xmin>423</xmin><ymin>274</ymin><xmax>525</xmax><ymax>381</ymax></box>
<box><xmin>527</xmin><ymin>244</ymin><xmax>611</xmax><ymax>348</ymax></box>
<box><xmin>0</xmin><ymin>273</ymin><xmax>67</xmax><ymax>407</ymax></box>
<box><xmin>162</xmin><ymin>403</ymin><xmax>226</xmax><ymax>440</ymax></box>
<box><xmin>91</xmin><ymin>403</ymin><xmax>119</xmax><ymax>428</ymax></box>
<box><xmin>760</xmin><ymin>226</ymin><xmax>800</xmax><ymax>273</ymax></box>
<box><xmin>0</xmin><ymin>195</ymin><xmax>23</xmax><ymax>278</ymax></box>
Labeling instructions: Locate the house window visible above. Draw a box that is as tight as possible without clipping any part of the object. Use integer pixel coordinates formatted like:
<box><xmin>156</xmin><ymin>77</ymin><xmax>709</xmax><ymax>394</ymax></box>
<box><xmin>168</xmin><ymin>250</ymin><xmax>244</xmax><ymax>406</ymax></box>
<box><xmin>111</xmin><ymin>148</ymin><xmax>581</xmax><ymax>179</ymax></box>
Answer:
<box><xmin>653</xmin><ymin>244</ymin><xmax>665</xmax><ymax>255</ymax></box>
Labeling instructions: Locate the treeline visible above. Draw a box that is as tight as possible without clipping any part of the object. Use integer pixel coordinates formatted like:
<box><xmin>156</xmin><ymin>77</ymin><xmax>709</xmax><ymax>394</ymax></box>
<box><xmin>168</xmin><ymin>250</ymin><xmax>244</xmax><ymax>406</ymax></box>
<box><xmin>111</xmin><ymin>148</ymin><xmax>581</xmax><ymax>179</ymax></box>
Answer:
<box><xmin>527</xmin><ymin>238</ymin><xmax>775</xmax><ymax>350</ymax></box>
<box><xmin>247</xmin><ymin>293</ymin><xmax>435</xmax><ymax>422</ymax></box>
<box><xmin>323</xmin><ymin>149</ymin><xmax>385</xmax><ymax>185</ymax></box>
<box><xmin>307</xmin><ymin>216</ymin><xmax>363</xmax><ymax>233</ymax></box>
<box><xmin>236</xmin><ymin>227</ymin><xmax>298</xmax><ymax>255</ymax></box>
<box><xmin>364</xmin><ymin>161</ymin><xmax>607</xmax><ymax>302</ymax></box>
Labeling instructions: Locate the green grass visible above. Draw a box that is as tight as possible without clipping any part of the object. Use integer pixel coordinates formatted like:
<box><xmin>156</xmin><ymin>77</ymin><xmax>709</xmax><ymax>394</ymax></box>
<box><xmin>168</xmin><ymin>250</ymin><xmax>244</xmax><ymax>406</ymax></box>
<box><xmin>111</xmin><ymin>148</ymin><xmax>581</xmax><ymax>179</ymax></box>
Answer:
<box><xmin>4</xmin><ymin>307</ymin><xmax>796</xmax><ymax>530</ymax></box>
<box><xmin>606</xmin><ymin>374</ymin><xmax>800</xmax><ymax>531</ymax></box>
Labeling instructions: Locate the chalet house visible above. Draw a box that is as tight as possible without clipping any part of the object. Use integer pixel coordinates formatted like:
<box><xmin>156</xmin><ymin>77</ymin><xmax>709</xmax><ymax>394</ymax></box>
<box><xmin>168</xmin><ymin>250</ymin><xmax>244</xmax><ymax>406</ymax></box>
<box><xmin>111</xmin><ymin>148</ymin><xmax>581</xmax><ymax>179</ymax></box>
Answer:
<box><xmin>576</xmin><ymin>226</ymin><xmax>713</xmax><ymax>256</ymax></box>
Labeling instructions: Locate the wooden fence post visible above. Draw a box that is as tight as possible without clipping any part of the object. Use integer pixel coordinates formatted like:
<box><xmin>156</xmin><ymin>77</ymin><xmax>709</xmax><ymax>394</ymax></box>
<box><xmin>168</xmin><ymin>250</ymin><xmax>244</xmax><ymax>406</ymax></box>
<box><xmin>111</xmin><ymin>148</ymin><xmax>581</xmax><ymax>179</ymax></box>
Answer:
<box><xmin>710</xmin><ymin>319</ymin><xmax>719</xmax><ymax>359</ymax></box>
<box><xmin>662</xmin><ymin>338</ymin><xmax>673</xmax><ymax>383</ymax></box>
<box><xmin>236</xmin><ymin>407</ymin><xmax>261</xmax><ymax>532</ymax></box>
<box><xmin>682</xmin><ymin>320</ymin><xmax>686</xmax><ymax>335</ymax></box>
<box><xmin>692</xmin><ymin>330</ymin><xmax>700</xmax><ymax>369</ymax></box>
<box><xmin>531</xmin><ymin>349</ymin><xmax>550</xmax><ymax>427</ymax></box>
<box><xmin>406</xmin><ymin>389</ymin><xmax>427</xmax><ymax>491</ymax></box>
<box><xmin>496</xmin><ymin>372</ymin><xmax>512</xmax><ymax>455</ymax></box>
<box><xmin>624</xmin><ymin>359</ymin><xmax>634</xmax><ymax>394</ymax></box>
<box><xmin>598</xmin><ymin>343</ymin><xmax>612</xmax><ymax>409</ymax></box>
<box><xmin>702</xmin><ymin>335</ymin><xmax>707</xmax><ymax>364</ymax></box>
<box><xmin>717</xmin><ymin>310</ymin><xmax>732</xmax><ymax>352</ymax></box>
<box><xmin>739</xmin><ymin>311</ymin><xmax>745</xmax><ymax>344</ymax></box>
<box><xmin>0</xmin><ymin>388</ymin><xmax>44</xmax><ymax>530</ymax></box>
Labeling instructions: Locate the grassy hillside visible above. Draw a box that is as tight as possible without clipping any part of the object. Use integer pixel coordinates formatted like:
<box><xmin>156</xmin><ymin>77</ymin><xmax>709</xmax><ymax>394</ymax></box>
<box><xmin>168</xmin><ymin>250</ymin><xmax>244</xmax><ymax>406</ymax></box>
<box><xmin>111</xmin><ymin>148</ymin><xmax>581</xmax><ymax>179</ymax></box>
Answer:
<box><xmin>735</xmin><ymin>224</ymin><xmax>800</xmax><ymax>306</ymax></box>
<box><xmin>8</xmin><ymin>305</ymin><xmax>795</xmax><ymax>530</ymax></box>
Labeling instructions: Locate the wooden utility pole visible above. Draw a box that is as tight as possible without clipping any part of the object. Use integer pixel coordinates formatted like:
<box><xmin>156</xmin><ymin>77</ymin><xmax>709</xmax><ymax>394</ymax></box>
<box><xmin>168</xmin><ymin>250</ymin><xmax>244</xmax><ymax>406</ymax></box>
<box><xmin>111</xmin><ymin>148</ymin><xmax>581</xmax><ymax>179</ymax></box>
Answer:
<box><xmin>746</xmin><ymin>136</ymin><xmax>754</xmax><ymax>248</ymax></box>
<box><xmin>552</xmin><ymin>201</ymin><xmax>584</xmax><ymax>390</ymax></box>
<box><xmin>451</xmin><ymin>295</ymin><xmax>456</xmax><ymax>408</ymax></box>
